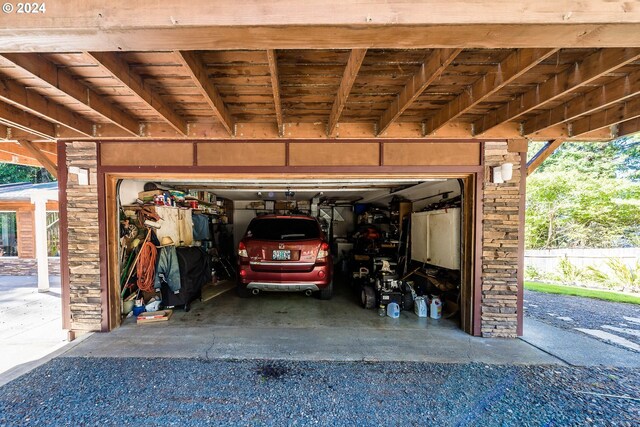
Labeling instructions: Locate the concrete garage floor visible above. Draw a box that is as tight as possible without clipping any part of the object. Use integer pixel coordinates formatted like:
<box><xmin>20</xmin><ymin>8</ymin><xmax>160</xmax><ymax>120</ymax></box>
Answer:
<box><xmin>62</xmin><ymin>278</ymin><xmax>562</xmax><ymax>364</ymax></box>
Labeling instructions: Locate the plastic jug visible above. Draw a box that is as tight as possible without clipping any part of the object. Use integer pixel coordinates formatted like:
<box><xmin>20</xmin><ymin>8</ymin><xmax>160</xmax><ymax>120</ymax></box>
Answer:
<box><xmin>414</xmin><ymin>297</ymin><xmax>427</xmax><ymax>318</ymax></box>
<box><xmin>387</xmin><ymin>302</ymin><xmax>400</xmax><ymax>318</ymax></box>
<box><xmin>430</xmin><ymin>296</ymin><xmax>442</xmax><ymax>319</ymax></box>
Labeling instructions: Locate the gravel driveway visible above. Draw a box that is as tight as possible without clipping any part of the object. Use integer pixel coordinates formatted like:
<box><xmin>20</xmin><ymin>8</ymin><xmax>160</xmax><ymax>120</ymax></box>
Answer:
<box><xmin>524</xmin><ymin>290</ymin><xmax>640</xmax><ymax>353</ymax></box>
<box><xmin>0</xmin><ymin>357</ymin><xmax>638</xmax><ymax>426</ymax></box>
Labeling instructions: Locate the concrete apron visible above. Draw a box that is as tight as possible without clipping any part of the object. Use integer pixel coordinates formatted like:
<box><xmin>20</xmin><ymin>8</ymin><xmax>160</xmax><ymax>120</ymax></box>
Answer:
<box><xmin>60</xmin><ymin>283</ymin><xmax>561</xmax><ymax>365</ymax></box>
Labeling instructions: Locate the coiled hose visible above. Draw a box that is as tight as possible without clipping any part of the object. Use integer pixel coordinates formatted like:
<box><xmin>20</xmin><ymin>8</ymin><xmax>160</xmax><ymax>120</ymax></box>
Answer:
<box><xmin>136</xmin><ymin>240</ymin><xmax>158</xmax><ymax>293</ymax></box>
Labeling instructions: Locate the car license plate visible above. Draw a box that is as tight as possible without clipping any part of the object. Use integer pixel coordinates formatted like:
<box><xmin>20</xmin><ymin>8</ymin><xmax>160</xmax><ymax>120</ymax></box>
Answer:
<box><xmin>272</xmin><ymin>250</ymin><xmax>291</xmax><ymax>260</ymax></box>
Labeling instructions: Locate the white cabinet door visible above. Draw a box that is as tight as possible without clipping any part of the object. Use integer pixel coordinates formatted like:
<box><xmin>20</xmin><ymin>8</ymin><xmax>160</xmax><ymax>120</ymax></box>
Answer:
<box><xmin>411</xmin><ymin>208</ymin><xmax>460</xmax><ymax>270</ymax></box>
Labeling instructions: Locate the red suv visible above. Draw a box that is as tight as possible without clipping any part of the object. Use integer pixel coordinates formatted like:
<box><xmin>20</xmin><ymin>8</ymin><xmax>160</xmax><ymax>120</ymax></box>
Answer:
<box><xmin>236</xmin><ymin>215</ymin><xmax>333</xmax><ymax>299</ymax></box>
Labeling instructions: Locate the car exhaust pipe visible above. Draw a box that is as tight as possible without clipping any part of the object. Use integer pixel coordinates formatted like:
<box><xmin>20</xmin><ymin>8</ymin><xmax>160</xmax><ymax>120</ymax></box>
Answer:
<box><xmin>252</xmin><ymin>289</ymin><xmax>260</xmax><ymax>295</ymax></box>
<box><xmin>304</xmin><ymin>290</ymin><xmax>313</xmax><ymax>297</ymax></box>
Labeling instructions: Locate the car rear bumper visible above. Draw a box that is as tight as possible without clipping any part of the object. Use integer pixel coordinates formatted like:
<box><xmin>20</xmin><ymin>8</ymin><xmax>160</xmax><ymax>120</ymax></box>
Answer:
<box><xmin>246</xmin><ymin>282</ymin><xmax>320</xmax><ymax>292</ymax></box>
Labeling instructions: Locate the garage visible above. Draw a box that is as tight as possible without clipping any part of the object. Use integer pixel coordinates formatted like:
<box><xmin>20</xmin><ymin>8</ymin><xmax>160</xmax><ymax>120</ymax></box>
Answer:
<box><xmin>0</xmin><ymin>2</ymin><xmax>638</xmax><ymax>343</ymax></box>
<box><xmin>114</xmin><ymin>171</ymin><xmax>476</xmax><ymax>334</ymax></box>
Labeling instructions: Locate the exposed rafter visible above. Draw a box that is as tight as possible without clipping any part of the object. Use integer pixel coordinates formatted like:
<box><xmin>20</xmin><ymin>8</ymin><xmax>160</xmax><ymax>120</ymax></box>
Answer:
<box><xmin>569</xmin><ymin>96</ymin><xmax>640</xmax><ymax>137</ymax></box>
<box><xmin>174</xmin><ymin>51</ymin><xmax>234</xmax><ymax>136</ymax></box>
<box><xmin>87</xmin><ymin>51</ymin><xmax>188</xmax><ymax>136</ymax></box>
<box><xmin>18</xmin><ymin>139</ymin><xmax>57</xmax><ymax>177</ymax></box>
<box><xmin>425</xmin><ymin>48</ymin><xmax>558</xmax><ymax>135</ymax></box>
<box><xmin>378</xmin><ymin>48</ymin><xmax>462</xmax><ymax>135</ymax></box>
<box><xmin>328</xmin><ymin>48</ymin><xmax>367</xmax><ymax>137</ymax></box>
<box><xmin>0</xmin><ymin>53</ymin><xmax>139</xmax><ymax>136</ymax></box>
<box><xmin>473</xmin><ymin>48</ymin><xmax>640</xmax><ymax>135</ymax></box>
<box><xmin>0</xmin><ymin>101</ymin><xmax>56</xmax><ymax>140</ymax></box>
<box><xmin>523</xmin><ymin>68</ymin><xmax>640</xmax><ymax>135</ymax></box>
<box><xmin>0</xmin><ymin>76</ymin><xmax>93</xmax><ymax>137</ymax></box>
<box><xmin>527</xmin><ymin>139</ymin><xmax>565</xmax><ymax>176</ymax></box>
<box><xmin>266</xmin><ymin>49</ymin><xmax>284</xmax><ymax>136</ymax></box>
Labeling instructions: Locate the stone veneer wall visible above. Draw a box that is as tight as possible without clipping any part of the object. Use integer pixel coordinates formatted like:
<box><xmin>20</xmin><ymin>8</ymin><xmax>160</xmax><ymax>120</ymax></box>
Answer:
<box><xmin>481</xmin><ymin>141</ymin><xmax>523</xmax><ymax>338</ymax></box>
<box><xmin>0</xmin><ymin>257</ymin><xmax>61</xmax><ymax>276</ymax></box>
<box><xmin>66</xmin><ymin>141</ymin><xmax>102</xmax><ymax>332</ymax></box>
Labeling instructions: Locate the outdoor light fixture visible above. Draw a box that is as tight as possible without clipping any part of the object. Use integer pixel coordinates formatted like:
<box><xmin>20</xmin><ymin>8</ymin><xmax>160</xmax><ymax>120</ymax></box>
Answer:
<box><xmin>492</xmin><ymin>162</ymin><xmax>513</xmax><ymax>184</ymax></box>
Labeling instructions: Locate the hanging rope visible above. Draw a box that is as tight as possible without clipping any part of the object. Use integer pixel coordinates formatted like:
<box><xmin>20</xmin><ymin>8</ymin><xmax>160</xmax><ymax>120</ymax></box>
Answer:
<box><xmin>136</xmin><ymin>239</ymin><xmax>158</xmax><ymax>293</ymax></box>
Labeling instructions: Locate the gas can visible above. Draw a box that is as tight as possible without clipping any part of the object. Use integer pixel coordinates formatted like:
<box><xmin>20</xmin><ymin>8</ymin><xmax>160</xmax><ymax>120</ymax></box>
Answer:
<box><xmin>430</xmin><ymin>296</ymin><xmax>442</xmax><ymax>319</ymax></box>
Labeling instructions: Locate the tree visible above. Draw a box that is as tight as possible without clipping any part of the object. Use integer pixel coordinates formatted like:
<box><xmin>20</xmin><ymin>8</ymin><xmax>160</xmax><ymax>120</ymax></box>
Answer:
<box><xmin>526</xmin><ymin>137</ymin><xmax>640</xmax><ymax>249</ymax></box>
<box><xmin>0</xmin><ymin>164</ymin><xmax>54</xmax><ymax>184</ymax></box>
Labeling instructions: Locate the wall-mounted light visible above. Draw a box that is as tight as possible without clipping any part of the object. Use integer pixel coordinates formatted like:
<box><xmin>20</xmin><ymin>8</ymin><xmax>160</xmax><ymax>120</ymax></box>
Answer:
<box><xmin>492</xmin><ymin>163</ymin><xmax>513</xmax><ymax>184</ymax></box>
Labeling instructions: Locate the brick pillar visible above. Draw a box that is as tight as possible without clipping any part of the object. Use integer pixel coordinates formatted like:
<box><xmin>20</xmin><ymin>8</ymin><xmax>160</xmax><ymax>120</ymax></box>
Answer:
<box><xmin>481</xmin><ymin>141</ymin><xmax>523</xmax><ymax>338</ymax></box>
<box><xmin>65</xmin><ymin>141</ymin><xmax>102</xmax><ymax>332</ymax></box>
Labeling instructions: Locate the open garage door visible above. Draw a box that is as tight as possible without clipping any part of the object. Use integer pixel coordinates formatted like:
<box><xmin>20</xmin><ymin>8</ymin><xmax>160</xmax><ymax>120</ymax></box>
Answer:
<box><xmin>108</xmin><ymin>174</ymin><xmax>478</xmax><ymax>336</ymax></box>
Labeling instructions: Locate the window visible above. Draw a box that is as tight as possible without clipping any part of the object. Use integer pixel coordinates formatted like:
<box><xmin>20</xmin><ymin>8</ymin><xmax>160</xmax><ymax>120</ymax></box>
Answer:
<box><xmin>0</xmin><ymin>212</ymin><xmax>17</xmax><ymax>257</ymax></box>
<box><xmin>246</xmin><ymin>218</ymin><xmax>320</xmax><ymax>241</ymax></box>
<box><xmin>47</xmin><ymin>211</ymin><xmax>59</xmax><ymax>257</ymax></box>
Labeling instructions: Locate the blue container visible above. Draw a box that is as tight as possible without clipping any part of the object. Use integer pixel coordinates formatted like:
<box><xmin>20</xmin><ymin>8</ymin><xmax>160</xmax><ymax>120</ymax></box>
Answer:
<box><xmin>386</xmin><ymin>302</ymin><xmax>400</xmax><ymax>318</ymax></box>
<box><xmin>132</xmin><ymin>305</ymin><xmax>146</xmax><ymax>317</ymax></box>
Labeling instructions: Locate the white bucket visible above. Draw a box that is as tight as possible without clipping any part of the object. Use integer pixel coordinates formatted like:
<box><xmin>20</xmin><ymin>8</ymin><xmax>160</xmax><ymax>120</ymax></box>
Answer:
<box><xmin>387</xmin><ymin>302</ymin><xmax>400</xmax><ymax>318</ymax></box>
<box><xmin>430</xmin><ymin>296</ymin><xmax>442</xmax><ymax>319</ymax></box>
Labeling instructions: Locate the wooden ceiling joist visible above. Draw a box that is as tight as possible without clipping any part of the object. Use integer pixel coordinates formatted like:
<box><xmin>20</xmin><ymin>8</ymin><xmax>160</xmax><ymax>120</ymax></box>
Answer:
<box><xmin>18</xmin><ymin>140</ymin><xmax>57</xmax><ymax>177</ymax></box>
<box><xmin>527</xmin><ymin>139</ymin><xmax>565</xmax><ymax>176</ymax></box>
<box><xmin>617</xmin><ymin>117</ymin><xmax>640</xmax><ymax>138</ymax></box>
<box><xmin>0</xmin><ymin>53</ymin><xmax>139</xmax><ymax>137</ymax></box>
<box><xmin>0</xmin><ymin>76</ymin><xmax>93</xmax><ymax>137</ymax></box>
<box><xmin>425</xmin><ymin>48</ymin><xmax>559</xmax><ymax>135</ymax></box>
<box><xmin>87</xmin><ymin>52</ymin><xmax>188</xmax><ymax>136</ymax></box>
<box><xmin>175</xmin><ymin>51</ymin><xmax>234</xmax><ymax>136</ymax></box>
<box><xmin>0</xmin><ymin>101</ymin><xmax>56</xmax><ymax>140</ymax></box>
<box><xmin>0</xmin><ymin>150</ymin><xmax>42</xmax><ymax>167</ymax></box>
<box><xmin>266</xmin><ymin>49</ymin><xmax>284</xmax><ymax>136</ymax></box>
<box><xmin>569</xmin><ymin>96</ymin><xmax>640</xmax><ymax>137</ymax></box>
<box><xmin>328</xmin><ymin>49</ymin><xmax>367</xmax><ymax>137</ymax></box>
<box><xmin>474</xmin><ymin>48</ymin><xmax>640</xmax><ymax>136</ymax></box>
<box><xmin>523</xmin><ymin>68</ymin><xmax>640</xmax><ymax>135</ymax></box>
<box><xmin>378</xmin><ymin>48</ymin><xmax>462</xmax><ymax>135</ymax></box>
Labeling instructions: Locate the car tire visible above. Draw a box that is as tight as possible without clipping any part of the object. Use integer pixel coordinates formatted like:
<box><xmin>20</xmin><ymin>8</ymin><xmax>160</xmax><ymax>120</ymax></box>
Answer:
<box><xmin>236</xmin><ymin>283</ymin><xmax>252</xmax><ymax>298</ymax></box>
<box><xmin>318</xmin><ymin>281</ymin><xmax>333</xmax><ymax>300</ymax></box>
<box><xmin>361</xmin><ymin>285</ymin><xmax>376</xmax><ymax>309</ymax></box>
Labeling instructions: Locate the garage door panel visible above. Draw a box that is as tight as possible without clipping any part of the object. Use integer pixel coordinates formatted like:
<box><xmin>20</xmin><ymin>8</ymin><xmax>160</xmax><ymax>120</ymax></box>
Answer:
<box><xmin>197</xmin><ymin>142</ymin><xmax>285</xmax><ymax>166</ymax></box>
<box><xmin>384</xmin><ymin>142</ymin><xmax>480</xmax><ymax>166</ymax></box>
<box><xmin>289</xmin><ymin>142</ymin><xmax>379</xmax><ymax>166</ymax></box>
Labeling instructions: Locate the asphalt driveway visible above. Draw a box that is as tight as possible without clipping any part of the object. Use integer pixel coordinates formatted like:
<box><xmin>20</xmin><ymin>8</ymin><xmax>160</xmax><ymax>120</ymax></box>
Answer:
<box><xmin>524</xmin><ymin>289</ymin><xmax>640</xmax><ymax>353</ymax></box>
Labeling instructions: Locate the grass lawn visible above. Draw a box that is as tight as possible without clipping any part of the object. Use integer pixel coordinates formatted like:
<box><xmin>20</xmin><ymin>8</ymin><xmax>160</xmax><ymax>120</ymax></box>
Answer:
<box><xmin>525</xmin><ymin>281</ymin><xmax>640</xmax><ymax>305</ymax></box>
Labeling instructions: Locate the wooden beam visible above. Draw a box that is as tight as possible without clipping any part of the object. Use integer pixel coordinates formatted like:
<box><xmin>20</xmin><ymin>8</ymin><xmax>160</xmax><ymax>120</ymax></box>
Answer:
<box><xmin>527</xmin><ymin>139</ymin><xmax>565</xmax><ymax>176</ymax></box>
<box><xmin>328</xmin><ymin>49</ymin><xmax>367</xmax><ymax>137</ymax></box>
<box><xmin>378</xmin><ymin>48</ymin><xmax>462</xmax><ymax>135</ymax></box>
<box><xmin>1</xmin><ymin>2</ymin><xmax>640</xmax><ymax>51</ymax></box>
<box><xmin>0</xmin><ymin>151</ymin><xmax>42</xmax><ymax>167</ymax></box>
<box><xmin>266</xmin><ymin>50</ymin><xmax>284</xmax><ymax>136</ymax></box>
<box><xmin>474</xmin><ymin>48</ymin><xmax>640</xmax><ymax>135</ymax></box>
<box><xmin>87</xmin><ymin>52</ymin><xmax>188</xmax><ymax>136</ymax></box>
<box><xmin>569</xmin><ymin>96</ymin><xmax>640</xmax><ymax>137</ymax></box>
<box><xmin>18</xmin><ymin>140</ymin><xmax>57</xmax><ymax>177</ymax></box>
<box><xmin>0</xmin><ymin>101</ymin><xmax>56</xmax><ymax>140</ymax></box>
<box><xmin>523</xmin><ymin>68</ymin><xmax>640</xmax><ymax>135</ymax></box>
<box><xmin>0</xmin><ymin>76</ymin><xmax>94</xmax><ymax>137</ymax></box>
<box><xmin>425</xmin><ymin>48</ymin><xmax>558</xmax><ymax>135</ymax></box>
<box><xmin>618</xmin><ymin>117</ymin><xmax>640</xmax><ymax>138</ymax></box>
<box><xmin>174</xmin><ymin>51</ymin><xmax>234</xmax><ymax>136</ymax></box>
<box><xmin>0</xmin><ymin>53</ymin><xmax>139</xmax><ymax>136</ymax></box>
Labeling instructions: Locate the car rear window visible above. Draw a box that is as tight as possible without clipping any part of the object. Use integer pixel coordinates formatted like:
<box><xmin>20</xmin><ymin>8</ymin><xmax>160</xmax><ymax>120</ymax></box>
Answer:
<box><xmin>246</xmin><ymin>218</ymin><xmax>320</xmax><ymax>241</ymax></box>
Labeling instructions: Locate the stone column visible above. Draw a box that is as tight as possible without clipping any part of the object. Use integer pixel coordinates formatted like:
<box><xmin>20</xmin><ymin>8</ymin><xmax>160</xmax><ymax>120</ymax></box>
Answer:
<box><xmin>481</xmin><ymin>141</ymin><xmax>523</xmax><ymax>338</ymax></box>
<box><xmin>65</xmin><ymin>141</ymin><xmax>102</xmax><ymax>332</ymax></box>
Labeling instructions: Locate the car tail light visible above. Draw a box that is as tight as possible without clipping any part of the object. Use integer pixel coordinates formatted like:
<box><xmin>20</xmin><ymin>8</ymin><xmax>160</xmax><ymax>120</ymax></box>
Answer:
<box><xmin>239</xmin><ymin>269</ymin><xmax>247</xmax><ymax>277</ymax></box>
<box><xmin>317</xmin><ymin>242</ymin><xmax>329</xmax><ymax>260</ymax></box>
<box><xmin>238</xmin><ymin>241</ymin><xmax>248</xmax><ymax>258</ymax></box>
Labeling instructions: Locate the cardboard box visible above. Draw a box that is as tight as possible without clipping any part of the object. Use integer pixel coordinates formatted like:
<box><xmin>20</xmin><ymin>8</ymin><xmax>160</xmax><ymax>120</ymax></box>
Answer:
<box><xmin>248</xmin><ymin>201</ymin><xmax>266</xmax><ymax>209</ymax></box>
<box><xmin>275</xmin><ymin>201</ymin><xmax>296</xmax><ymax>210</ymax></box>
